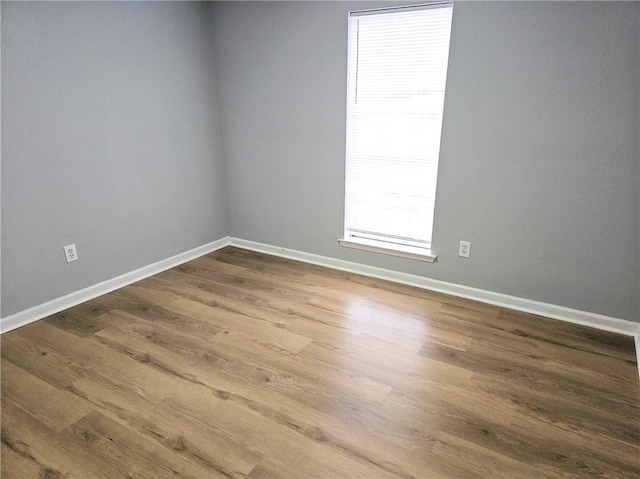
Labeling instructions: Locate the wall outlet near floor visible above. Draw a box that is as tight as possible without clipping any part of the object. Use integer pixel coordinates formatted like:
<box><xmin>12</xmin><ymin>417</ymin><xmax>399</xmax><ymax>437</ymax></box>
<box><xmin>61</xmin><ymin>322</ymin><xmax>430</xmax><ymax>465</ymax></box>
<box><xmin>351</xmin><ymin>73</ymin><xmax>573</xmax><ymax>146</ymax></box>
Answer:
<box><xmin>458</xmin><ymin>240</ymin><xmax>471</xmax><ymax>258</ymax></box>
<box><xmin>64</xmin><ymin>244</ymin><xmax>78</xmax><ymax>263</ymax></box>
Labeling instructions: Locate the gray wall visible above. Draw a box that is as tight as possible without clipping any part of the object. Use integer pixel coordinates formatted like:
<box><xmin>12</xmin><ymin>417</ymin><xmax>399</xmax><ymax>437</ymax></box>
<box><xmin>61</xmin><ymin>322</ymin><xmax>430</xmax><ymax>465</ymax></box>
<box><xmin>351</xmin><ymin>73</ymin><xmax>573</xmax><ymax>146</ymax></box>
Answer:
<box><xmin>212</xmin><ymin>1</ymin><xmax>640</xmax><ymax>321</ymax></box>
<box><xmin>3</xmin><ymin>1</ymin><xmax>638</xmax><ymax>323</ymax></box>
<box><xmin>1</xmin><ymin>2</ymin><xmax>229</xmax><ymax>316</ymax></box>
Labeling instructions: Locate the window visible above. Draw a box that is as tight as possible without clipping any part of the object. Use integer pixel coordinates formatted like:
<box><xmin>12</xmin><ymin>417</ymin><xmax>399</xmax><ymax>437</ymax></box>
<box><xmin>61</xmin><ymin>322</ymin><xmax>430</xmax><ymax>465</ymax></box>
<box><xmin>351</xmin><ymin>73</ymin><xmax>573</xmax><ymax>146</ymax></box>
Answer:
<box><xmin>340</xmin><ymin>3</ymin><xmax>454</xmax><ymax>262</ymax></box>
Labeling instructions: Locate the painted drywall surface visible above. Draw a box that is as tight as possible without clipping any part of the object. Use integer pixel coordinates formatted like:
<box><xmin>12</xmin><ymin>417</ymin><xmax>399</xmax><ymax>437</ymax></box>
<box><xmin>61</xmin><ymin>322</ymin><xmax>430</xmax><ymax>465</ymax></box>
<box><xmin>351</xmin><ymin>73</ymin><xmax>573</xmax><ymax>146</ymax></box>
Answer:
<box><xmin>1</xmin><ymin>2</ymin><xmax>229</xmax><ymax>317</ymax></box>
<box><xmin>212</xmin><ymin>1</ymin><xmax>640</xmax><ymax>321</ymax></box>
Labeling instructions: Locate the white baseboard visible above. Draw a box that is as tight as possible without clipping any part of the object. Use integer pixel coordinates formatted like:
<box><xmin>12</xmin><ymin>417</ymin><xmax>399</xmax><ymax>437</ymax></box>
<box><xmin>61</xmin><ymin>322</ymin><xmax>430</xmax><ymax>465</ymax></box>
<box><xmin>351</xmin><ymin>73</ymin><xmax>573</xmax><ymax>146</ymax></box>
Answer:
<box><xmin>229</xmin><ymin>238</ymin><xmax>639</xmax><ymax>334</ymax></box>
<box><xmin>228</xmin><ymin>237</ymin><xmax>640</xmax><ymax>381</ymax></box>
<box><xmin>3</xmin><ymin>235</ymin><xmax>639</xmax><ymax>381</ymax></box>
<box><xmin>636</xmin><ymin>333</ymin><xmax>640</xmax><ymax>382</ymax></box>
<box><xmin>0</xmin><ymin>237</ymin><xmax>231</xmax><ymax>334</ymax></box>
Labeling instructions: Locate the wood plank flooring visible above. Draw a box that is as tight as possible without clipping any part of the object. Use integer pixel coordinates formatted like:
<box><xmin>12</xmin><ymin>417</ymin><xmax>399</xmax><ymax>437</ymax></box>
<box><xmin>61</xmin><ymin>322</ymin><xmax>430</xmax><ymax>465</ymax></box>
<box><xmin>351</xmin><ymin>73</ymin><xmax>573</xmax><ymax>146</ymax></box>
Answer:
<box><xmin>2</xmin><ymin>246</ymin><xmax>639</xmax><ymax>478</ymax></box>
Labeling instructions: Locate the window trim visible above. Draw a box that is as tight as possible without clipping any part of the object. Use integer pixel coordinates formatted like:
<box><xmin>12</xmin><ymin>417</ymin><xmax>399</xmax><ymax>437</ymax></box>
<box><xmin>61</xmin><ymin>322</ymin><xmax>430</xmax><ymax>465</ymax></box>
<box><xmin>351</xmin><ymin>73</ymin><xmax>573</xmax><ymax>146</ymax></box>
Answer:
<box><xmin>338</xmin><ymin>237</ymin><xmax>438</xmax><ymax>263</ymax></box>
<box><xmin>339</xmin><ymin>2</ymin><xmax>452</xmax><ymax>263</ymax></box>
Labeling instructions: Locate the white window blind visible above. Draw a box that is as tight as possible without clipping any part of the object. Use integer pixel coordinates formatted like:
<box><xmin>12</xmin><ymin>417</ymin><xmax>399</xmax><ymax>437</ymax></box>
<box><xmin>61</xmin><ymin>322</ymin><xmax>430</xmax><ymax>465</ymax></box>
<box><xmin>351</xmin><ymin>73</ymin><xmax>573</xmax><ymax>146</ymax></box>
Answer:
<box><xmin>344</xmin><ymin>3</ymin><xmax>453</xmax><ymax>252</ymax></box>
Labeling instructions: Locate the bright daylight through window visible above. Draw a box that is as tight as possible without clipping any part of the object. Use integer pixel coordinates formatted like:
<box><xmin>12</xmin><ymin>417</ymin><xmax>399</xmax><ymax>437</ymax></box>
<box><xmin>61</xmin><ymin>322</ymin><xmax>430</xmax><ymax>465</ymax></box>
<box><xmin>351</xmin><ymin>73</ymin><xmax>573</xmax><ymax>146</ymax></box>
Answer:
<box><xmin>340</xmin><ymin>3</ymin><xmax>453</xmax><ymax>262</ymax></box>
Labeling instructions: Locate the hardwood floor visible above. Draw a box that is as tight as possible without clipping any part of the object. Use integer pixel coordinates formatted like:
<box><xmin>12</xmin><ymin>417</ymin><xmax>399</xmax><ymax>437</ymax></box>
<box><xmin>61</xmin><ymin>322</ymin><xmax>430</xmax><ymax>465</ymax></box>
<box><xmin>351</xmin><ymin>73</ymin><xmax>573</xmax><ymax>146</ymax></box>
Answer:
<box><xmin>2</xmin><ymin>246</ymin><xmax>639</xmax><ymax>478</ymax></box>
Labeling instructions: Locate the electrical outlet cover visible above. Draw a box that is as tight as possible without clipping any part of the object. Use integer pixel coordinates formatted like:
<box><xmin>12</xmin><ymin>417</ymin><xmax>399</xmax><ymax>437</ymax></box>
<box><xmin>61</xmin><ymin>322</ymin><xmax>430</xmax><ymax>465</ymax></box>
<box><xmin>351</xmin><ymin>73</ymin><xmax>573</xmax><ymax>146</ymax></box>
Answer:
<box><xmin>64</xmin><ymin>244</ymin><xmax>78</xmax><ymax>263</ymax></box>
<box><xmin>458</xmin><ymin>240</ymin><xmax>471</xmax><ymax>258</ymax></box>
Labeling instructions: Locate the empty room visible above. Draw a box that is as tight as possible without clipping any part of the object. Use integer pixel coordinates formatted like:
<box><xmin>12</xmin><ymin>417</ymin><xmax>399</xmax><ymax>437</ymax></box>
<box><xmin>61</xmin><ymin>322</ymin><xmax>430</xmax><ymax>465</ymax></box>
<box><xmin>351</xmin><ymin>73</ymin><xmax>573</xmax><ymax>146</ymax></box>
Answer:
<box><xmin>1</xmin><ymin>1</ymin><xmax>639</xmax><ymax>478</ymax></box>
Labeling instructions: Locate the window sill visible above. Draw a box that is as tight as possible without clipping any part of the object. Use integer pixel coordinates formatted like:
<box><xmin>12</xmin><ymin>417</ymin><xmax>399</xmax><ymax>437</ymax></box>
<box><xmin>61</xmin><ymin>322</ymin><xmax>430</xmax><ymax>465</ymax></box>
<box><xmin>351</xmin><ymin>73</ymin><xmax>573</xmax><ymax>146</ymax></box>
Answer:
<box><xmin>338</xmin><ymin>238</ymin><xmax>437</xmax><ymax>263</ymax></box>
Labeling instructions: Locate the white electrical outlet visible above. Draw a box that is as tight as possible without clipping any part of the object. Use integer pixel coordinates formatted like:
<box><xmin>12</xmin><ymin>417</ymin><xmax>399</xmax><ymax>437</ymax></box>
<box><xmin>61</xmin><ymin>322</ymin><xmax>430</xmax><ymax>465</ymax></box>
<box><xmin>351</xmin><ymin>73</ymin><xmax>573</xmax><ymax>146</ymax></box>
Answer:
<box><xmin>458</xmin><ymin>240</ymin><xmax>471</xmax><ymax>258</ymax></box>
<box><xmin>64</xmin><ymin>244</ymin><xmax>78</xmax><ymax>263</ymax></box>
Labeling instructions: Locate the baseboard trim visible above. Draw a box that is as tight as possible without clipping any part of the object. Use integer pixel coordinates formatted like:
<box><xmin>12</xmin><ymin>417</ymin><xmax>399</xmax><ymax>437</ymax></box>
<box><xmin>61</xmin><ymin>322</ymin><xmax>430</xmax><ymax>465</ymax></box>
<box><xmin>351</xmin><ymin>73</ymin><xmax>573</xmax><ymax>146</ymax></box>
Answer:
<box><xmin>635</xmin><ymin>332</ymin><xmax>640</xmax><ymax>382</ymax></box>
<box><xmin>3</xmin><ymin>235</ymin><xmax>639</xmax><ymax>381</ymax></box>
<box><xmin>229</xmin><ymin>238</ymin><xmax>640</xmax><ymax>372</ymax></box>
<box><xmin>229</xmin><ymin>238</ymin><xmax>637</xmax><ymax>333</ymax></box>
<box><xmin>0</xmin><ymin>237</ymin><xmax>231</xmax><ymax>334</ymax></box>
